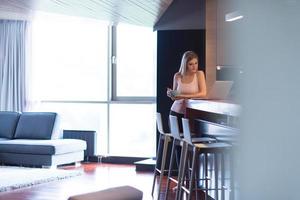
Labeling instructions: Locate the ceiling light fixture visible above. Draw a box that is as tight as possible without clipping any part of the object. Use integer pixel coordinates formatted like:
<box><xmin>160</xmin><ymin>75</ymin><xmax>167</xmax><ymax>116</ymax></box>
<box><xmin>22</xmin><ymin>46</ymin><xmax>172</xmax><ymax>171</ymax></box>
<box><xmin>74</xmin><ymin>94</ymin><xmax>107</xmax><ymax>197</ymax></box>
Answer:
<box><xmin>225</xmin><ymin>11</ymin><xmax>243</xmax><ymax>22</ymax></box>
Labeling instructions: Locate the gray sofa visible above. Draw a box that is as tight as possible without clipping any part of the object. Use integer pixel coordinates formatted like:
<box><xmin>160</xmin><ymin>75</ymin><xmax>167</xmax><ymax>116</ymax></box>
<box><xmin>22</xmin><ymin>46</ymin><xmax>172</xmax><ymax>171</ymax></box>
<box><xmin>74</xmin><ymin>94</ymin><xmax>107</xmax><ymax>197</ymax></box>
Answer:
<box><xmin>0</xmin><ymin>111</ymin><xmax>86</xmax><ymax>167</ymax></box>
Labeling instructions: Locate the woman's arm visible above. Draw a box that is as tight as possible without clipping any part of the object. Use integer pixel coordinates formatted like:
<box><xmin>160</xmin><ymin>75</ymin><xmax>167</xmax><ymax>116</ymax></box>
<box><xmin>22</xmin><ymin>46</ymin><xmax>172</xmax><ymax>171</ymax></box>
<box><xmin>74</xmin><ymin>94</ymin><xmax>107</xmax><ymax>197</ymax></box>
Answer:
<box><xmin>172</xmin><ymin>73</ymin><xmax>179</xmax><ymax>90</ymax></box>
<box><xmin>167</xmin><ymin>73</ymin><xmax>180</xmax><ymax>99</ymax></box>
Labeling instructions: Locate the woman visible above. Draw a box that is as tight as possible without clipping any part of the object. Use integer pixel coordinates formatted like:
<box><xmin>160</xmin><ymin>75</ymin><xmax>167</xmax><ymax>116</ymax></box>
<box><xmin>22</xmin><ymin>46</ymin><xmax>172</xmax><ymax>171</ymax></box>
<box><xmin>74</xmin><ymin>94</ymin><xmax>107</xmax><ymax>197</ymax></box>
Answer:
<box><xmin>167</xmin><ymin>51</ymin><xmax>207</xmax><ymax>129</ymax></box>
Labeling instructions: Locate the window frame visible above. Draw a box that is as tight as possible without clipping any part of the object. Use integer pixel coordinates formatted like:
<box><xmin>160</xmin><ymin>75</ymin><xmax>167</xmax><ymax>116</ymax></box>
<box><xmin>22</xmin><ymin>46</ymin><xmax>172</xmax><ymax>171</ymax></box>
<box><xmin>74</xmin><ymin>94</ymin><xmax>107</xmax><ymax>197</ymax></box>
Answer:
<box><xmin>111</xmin><ymin>25</ymin><xmax>156</xmax><ymax>102</ymax></box>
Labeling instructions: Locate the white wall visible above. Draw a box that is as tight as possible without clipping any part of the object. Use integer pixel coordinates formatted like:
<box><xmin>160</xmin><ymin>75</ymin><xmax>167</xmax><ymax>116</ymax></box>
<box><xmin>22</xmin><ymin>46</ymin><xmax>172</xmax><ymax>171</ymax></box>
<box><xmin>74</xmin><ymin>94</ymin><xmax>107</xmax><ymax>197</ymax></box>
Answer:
<box><xmin>236</xmin><ymin>1</ymin><xmax>300</xmax><ymax>199</ymax></box>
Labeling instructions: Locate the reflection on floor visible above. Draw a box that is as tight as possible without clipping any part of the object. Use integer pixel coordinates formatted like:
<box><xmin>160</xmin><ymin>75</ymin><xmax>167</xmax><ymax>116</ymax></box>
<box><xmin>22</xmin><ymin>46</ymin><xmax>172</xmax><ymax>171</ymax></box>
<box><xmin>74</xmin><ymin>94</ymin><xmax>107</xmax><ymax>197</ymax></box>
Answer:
<box><xmin>0</xmin><ymin>162</ymin><xmax>229</xmax><ymax>200</ymax></box>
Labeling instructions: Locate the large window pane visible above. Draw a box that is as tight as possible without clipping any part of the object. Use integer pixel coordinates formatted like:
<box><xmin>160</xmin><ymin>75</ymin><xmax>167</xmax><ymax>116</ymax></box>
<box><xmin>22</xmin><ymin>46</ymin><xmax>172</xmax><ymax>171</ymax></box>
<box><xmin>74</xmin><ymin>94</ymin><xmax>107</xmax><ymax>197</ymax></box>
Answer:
<box><xmin>116</xmin><ymin>23</ymin><xmax>156</xmax><ymax>97</ymax></box>
<box><xmin>32</xmin><ymin>102</ymin><xmax>108</xmax><ymax>155</ymax></box>
<box><xmin>30</xmin><ymin>14</ymin><xmax>157</xmax><ymax>159</ymax></box>
<box><xmin>109</xmin><ymin>104</ymin><xmax>156</xmax><ymax>157</ymax></box>
<box><xmin>31</xmin><ymin>13</ymin><xmax>108</xmax><ymax>101</ymax></box>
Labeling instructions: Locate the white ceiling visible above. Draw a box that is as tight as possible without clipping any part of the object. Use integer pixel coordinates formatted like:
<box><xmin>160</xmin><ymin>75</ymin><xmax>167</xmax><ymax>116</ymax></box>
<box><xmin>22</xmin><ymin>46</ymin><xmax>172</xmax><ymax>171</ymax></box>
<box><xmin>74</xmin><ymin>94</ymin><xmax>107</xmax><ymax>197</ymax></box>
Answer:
<box><xmin>0</xmin><ymin>0</ymin><xmax>174</xmax><ymax>27</ymax></box>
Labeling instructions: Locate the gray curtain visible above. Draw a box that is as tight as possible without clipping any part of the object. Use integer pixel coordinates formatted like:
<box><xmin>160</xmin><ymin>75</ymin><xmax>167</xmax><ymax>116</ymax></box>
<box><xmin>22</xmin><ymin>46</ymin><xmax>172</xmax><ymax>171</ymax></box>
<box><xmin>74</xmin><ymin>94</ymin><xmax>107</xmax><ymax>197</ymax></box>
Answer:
<box><xmin>0</xmin><ymin>20</ymin><xmax>27</xmax><ymax>111</ymax></box>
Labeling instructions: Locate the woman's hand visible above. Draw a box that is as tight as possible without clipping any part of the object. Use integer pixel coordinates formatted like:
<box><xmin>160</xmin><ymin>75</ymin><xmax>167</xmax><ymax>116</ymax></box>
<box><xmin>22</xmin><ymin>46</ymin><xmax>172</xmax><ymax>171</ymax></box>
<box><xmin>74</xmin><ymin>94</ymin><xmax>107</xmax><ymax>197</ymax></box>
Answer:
<box><xmin>166</xmin><ymin>88</ymin><xmax>173</xmax><ymax>98</ymax></box>
<box><xmin>167</xmin><ymin>88</ymin><xmax>181</xmax><ymax>100</ymax></box>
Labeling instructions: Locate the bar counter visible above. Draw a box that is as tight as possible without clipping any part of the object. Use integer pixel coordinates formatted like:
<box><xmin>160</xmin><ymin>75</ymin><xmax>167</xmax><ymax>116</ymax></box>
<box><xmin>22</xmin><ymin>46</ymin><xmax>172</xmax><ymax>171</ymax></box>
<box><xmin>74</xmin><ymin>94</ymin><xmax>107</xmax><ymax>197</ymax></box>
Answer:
<box><xmin>185</xmin><ymin>99</ymin><xmax>241</xmax><ymax>139</ymax></box>
<box><xmin>186</xmin><ymin>99</ymin><xmax>241</xmax><ymax>128</ymax></box>
<box><xmin>186</xmin><ymin>99</ymin><xmax>241</xmax><ymax>117</ymax></box>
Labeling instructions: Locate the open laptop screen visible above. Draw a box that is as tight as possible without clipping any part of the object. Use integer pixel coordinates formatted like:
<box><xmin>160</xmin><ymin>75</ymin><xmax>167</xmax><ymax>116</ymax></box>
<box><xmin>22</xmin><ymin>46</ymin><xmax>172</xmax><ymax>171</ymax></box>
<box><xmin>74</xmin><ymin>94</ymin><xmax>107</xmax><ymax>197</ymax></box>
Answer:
<box><xmin>206</xmin><ymin>81</ymin><xmax>234</xmax><ymax>100</ymax></box>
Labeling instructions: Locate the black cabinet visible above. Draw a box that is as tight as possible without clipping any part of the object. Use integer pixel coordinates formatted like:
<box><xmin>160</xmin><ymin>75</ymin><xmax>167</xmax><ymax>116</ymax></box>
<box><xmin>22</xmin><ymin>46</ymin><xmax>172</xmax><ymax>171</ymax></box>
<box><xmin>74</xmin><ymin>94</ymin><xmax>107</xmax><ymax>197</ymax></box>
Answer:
<box><xmin>63</xmin><ymin>130</ymin><xmax>96</xmax><ymax>161</ymax></box>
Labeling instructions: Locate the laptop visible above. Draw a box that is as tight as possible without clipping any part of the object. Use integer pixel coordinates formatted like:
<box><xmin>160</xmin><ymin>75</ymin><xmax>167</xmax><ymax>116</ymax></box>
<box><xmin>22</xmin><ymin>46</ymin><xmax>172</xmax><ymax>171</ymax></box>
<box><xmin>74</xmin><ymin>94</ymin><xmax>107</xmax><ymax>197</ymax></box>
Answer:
<box><xmin>205</xmin><ymin>81</ymin><xmax>233</xmax><ymax>100</ymax></box>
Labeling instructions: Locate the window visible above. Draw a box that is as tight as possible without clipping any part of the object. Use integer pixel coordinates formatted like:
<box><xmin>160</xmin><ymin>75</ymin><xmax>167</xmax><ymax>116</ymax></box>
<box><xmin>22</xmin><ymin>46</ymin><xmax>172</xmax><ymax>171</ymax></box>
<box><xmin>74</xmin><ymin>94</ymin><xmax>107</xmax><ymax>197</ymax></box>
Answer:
<box><xmin>109</xmin><ymin>104</ymin><xmax>156</xmax><ymax>157</ymax></box>
<box><xmin>31</xmin><ymin>13</ymin><xmax>108</xmax><ymax>101</ymax></box>
<box><xmin>109</xmin><ymin>23</ymin><xmax>157</xmax><ymax>157</ymax></box>
<box><xmin>31</xmin><ymin>13</ymin><xmax>156</xmax><ymax>158</ymax></box>
<box><xmin>114</xmin><ymin>23</ymin><xmax>157</xmax><ymax>100</ymax></box>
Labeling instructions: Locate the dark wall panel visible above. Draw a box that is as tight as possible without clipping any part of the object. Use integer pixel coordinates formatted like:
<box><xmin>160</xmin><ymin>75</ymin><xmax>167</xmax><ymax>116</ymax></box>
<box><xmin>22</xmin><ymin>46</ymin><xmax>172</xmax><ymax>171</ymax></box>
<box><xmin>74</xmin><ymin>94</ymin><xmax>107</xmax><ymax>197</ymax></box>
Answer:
<box><xmin>156</xmin><ymin>29</ymin><xmax>205</xmax><ymax>132</ymax></box>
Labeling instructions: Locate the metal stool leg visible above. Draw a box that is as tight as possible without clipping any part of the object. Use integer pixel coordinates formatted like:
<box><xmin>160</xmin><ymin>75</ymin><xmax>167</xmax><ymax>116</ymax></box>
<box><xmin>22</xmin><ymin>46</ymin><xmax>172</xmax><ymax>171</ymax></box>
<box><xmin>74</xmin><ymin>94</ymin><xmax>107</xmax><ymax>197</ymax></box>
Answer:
<box><xmin>215</xmin><ymin>153</ymin><xmax>219</xmax><ymax>200</ymax></box>
<box><xmin>151</xmin><ymin>134</ymin><xmax>163</xmax><ymax>197</ymax></box>
<box><xmin>151</xmin><ymin>134</ymin><xmax>171</xmax><ymax>199</ymax></box>
<box><xmin>187</xmin><ymin>147</ymin><xmax>197</xmax><ymax>200</ymax></box>
<box><xmin>157</xmin><ymin>136</ymin><xmax>171</xmax><ymax>198</ymax></box>
<box><xmin>229</xmin><ymin>150</ymin><xmax>235</xmax><ymax>200</ymax></box>
<box><xmin>221</xmin><ymin>153</ymin><xmax>225</xmax><ymax>200</ymax></box>
<box><xmin>165</xmin><ymin>138</ymin><xmax>177</xmax><ymax>200</ymax></box>
<box><xmin>205</xmin><ymin>153</ymin><xmax>209</xmax><ymax>200</ymax></box>
<box><xmin>176</xmin><ymin>142</ymin><xmax>188</xmax><ymax>200</ymax></box>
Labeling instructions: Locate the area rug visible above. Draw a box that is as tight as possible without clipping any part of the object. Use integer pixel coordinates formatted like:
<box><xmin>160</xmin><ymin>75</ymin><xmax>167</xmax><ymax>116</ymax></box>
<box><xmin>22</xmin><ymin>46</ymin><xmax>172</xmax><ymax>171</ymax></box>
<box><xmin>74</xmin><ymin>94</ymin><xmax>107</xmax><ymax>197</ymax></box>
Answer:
<box><xmin>0</xmin><ymin>166</ymin><xmax>81</xmax><ymax>192</ymax></box>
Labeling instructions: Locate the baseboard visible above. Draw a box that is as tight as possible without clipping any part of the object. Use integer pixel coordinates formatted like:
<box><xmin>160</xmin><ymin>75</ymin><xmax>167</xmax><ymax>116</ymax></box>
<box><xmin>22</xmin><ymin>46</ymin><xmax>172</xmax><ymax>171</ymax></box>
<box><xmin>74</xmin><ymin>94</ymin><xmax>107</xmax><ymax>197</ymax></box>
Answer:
<box><xmin>86</xmin><ymin>155</ymin><xmax>150</xmax><ymax>165</ymax></box>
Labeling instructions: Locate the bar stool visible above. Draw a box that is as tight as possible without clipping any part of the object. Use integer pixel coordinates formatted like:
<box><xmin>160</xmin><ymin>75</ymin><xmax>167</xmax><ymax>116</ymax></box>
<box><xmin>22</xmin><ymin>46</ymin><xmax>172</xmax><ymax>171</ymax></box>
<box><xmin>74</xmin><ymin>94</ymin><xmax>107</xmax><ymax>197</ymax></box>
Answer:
<box><xmin>178</xmin><ymin>118</ymin><xmax>232</xmax><ymax>200</ymax></box>
<box><xmin>165</xmin><ymin>115</ymin><xmax>217</xmax><ymax>200</ymax></box>
<box><xmin>151</xmin><ymin>112</ymin><xmax>173</xmax><ymax>199</ymax></box>
<box><xmin>196</xmin><ymin>119</ymin><xmax>238</xmax><ymax>200</ymax></box>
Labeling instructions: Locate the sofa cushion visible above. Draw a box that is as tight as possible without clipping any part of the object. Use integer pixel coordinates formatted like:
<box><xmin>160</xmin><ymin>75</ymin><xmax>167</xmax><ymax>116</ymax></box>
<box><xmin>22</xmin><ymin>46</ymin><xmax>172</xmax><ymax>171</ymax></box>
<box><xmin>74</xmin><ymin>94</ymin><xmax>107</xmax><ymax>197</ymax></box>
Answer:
<box><xmin>0</xmin><ymin>111</ymin><xmax>20</xmax><ymax>139</ymax></box>
<box><xmin>0</xmin><ymin>139</ymin><xmax>86</xmax><ymax>155</ymax></box>
<box><xmin>14</xmin><ymin>112</ymin><xmax>57</xmax><ymax>139</ymax></box>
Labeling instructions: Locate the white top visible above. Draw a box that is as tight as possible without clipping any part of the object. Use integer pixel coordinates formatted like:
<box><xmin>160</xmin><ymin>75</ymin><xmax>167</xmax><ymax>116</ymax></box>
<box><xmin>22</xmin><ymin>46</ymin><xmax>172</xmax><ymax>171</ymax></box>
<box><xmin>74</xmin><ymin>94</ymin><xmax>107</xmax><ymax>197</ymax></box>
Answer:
<box><xmin>171</xmin><ymin>74</ymin><xmax>199</xmax><ymax>114</ymax></box>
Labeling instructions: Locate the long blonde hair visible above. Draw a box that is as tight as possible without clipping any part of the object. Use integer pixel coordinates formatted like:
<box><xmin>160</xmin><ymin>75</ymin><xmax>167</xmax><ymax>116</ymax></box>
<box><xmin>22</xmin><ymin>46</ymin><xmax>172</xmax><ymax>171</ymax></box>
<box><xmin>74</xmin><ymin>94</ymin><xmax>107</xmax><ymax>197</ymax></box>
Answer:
<box><xmin>178</xmin><ymin>51</ymin><xmax>199</xmax><ymax>75</ymax></box>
